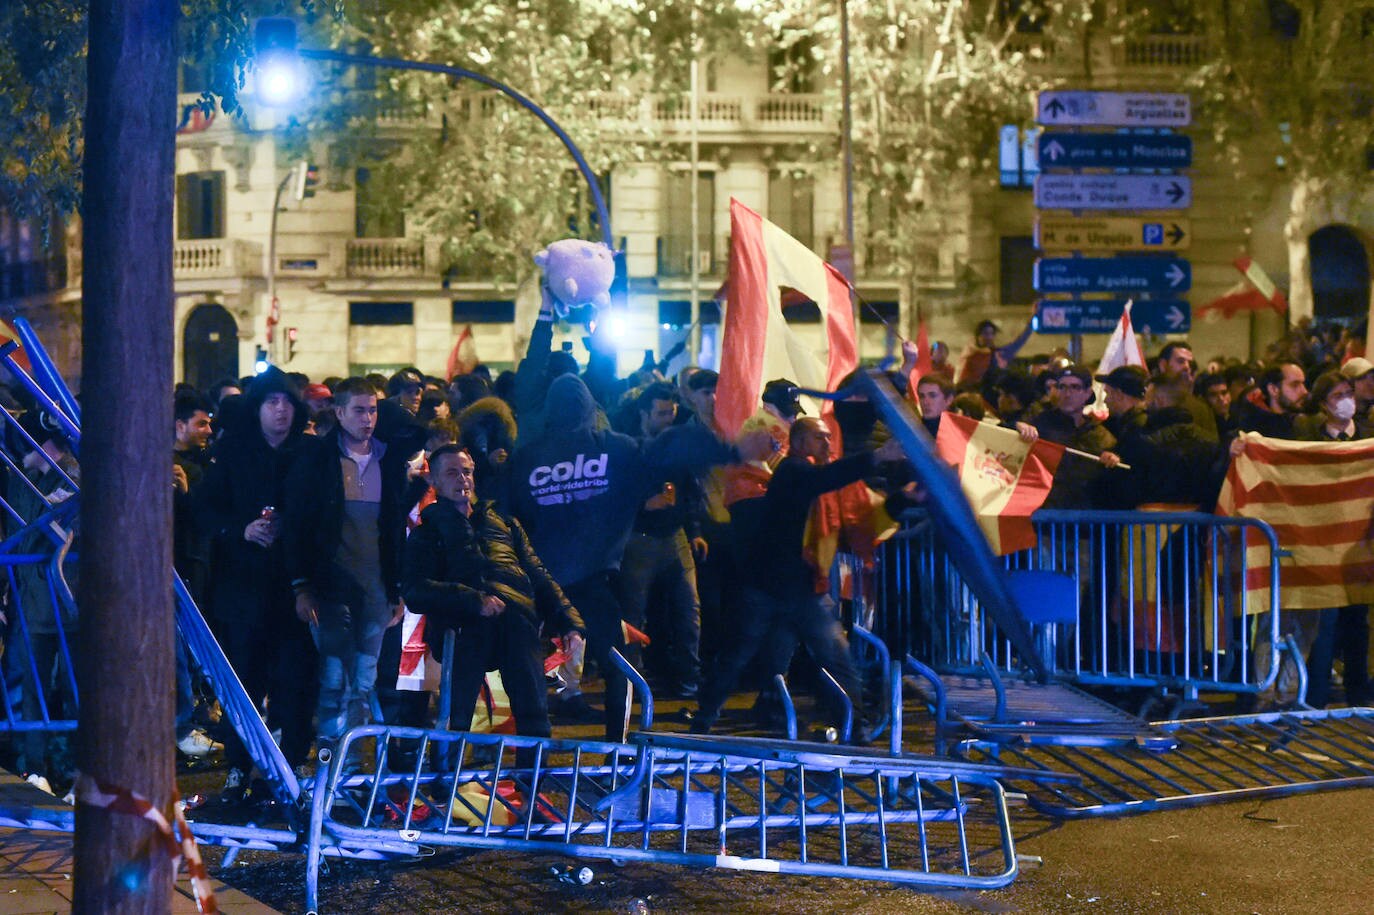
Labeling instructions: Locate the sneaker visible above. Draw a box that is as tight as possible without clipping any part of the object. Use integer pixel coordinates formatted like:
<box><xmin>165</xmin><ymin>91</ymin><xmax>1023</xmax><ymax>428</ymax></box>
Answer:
<box><xmin>177</xmin><ymin>729</ymin><xmax>223</xmax><ymax>758</ymax></box>
<box><xmin>219</xmin><ymin>767</ymin><xmax>248</xmax><ymax>805</ymax></box>
<box><xmin>25</xmin><ymin>773</ymin><xmax>54</xmax><ymax>796</ymax></box>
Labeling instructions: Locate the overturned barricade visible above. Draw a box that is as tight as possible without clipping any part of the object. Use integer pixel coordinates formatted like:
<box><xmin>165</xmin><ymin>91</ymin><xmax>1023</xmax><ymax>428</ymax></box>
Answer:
<box><xmin>297</xmin><ymin>724</ymin><xmax>1028</xmax><ymax>912</ymax></box>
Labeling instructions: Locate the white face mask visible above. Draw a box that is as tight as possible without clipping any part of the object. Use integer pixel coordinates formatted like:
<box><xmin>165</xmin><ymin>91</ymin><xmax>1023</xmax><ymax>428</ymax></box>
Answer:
<box><xmin>1331</xmin><ymin>397</ymin><xmax>1357</xmax><ymax>423</ymax></box>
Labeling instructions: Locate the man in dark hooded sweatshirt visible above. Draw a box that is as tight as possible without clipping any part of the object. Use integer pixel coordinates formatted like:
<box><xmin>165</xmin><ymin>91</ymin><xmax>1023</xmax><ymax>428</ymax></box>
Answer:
<box><xmin>197</xmin><ymin>367</ymin><xmax>315</xmax><ymax>800</ymax></box>
<box><xmin>507</xmin><ymin>374</ymin><xmax>771</xmax><ymax>741</ymax></box>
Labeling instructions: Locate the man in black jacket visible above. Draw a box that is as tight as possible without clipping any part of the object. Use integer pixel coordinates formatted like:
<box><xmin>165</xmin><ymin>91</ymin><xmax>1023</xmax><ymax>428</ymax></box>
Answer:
<box><xmin>692</xmin><ymin>418</ymin><xmax>905</xmax><ymax>743</ymax></box>
<box><xmin>403</xmin><ymin>445</ymin><xmax>584</xmax><ymax>741</ymax></box>
<box><xmin>508</xmin><ymin>373</ymin><xmax>771</xmax><ymax>742</ymax></box>
<box><xmin>284</xmin><ymin>377</ymin><xmax>410</xmax><ymax>748</ymax></box>
<box><xmin>198</xmin><ymin>368</ymin><xmax>314</xmax><ymax>799</ymax></box>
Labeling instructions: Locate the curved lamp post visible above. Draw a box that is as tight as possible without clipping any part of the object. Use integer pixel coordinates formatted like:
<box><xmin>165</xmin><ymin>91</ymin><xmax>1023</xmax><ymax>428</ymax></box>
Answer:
<box><xmin>252</xmin><ymin>18</ymin><xmax>616</xmax><ymax>355</ymax></box>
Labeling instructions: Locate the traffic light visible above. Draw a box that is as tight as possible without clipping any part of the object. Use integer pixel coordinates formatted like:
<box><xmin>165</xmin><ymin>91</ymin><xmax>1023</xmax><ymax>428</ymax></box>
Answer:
<box><xmin>254</xmin><ymin>346</ymin><xmax>269</xmax><ymax>374</ymax></box>
<box><xmin>286</xmin><ymin>327</ymin><xmax>298</xmax><ymax>362</ymax></box>
<box><xmin>292</xmin><ymin>160</ymin><xmax>319</xmax><ymax>201</ymax></box>
<box><xmin>253</xmin><ymin>18</ymin><xmax>305</xmax><ymax>106</ymax></box>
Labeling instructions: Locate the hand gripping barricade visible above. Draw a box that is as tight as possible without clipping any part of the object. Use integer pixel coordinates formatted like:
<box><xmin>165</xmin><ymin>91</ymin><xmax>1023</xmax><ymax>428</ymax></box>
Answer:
<box><xmin>0</xmin><ymin>326</ymin><xmax>1034</xmax><ymax>913</ymax></box>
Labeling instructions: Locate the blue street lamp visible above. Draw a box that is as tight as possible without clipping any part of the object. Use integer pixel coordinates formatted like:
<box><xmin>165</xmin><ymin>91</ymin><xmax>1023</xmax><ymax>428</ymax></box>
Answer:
<box><xmin>251</xmin><ymin>18</ymin><xmax>613</xmax><ymax>251</ymax></box>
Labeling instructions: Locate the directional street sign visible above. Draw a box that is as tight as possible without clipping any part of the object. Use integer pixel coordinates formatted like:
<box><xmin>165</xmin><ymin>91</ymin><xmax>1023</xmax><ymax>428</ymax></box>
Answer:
<box><xmin>1038</xmin><ymin>133</ymin><xmax>1192</xmax><ymax>170</ymax></box>
<box><xmin>1034</xmin><ymin>256</ymin><xmax>1192</xmax><ymax>294</ymax></box>
<box><xmin>1036</xmin><ymin>216</ymin><xmax>1190</xmax><ymax>252</ymax></box>
<box><xmin>1036</xmin><ymin>91</ymin><xmax>1191</xmax><ymax>127</ymax></box>
<box><xmin>1035</xmin><ymin>174</ymin><xmax>1191</xmax><ymax>210</ymax></box>
<box><xmin>1036</xmin><ymin>299</ymin><xmax>1191</xmax><ymax>335</ymax></box>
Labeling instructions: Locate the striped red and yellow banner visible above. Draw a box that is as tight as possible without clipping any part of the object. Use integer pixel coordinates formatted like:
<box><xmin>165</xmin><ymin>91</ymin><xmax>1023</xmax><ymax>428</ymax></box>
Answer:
<box><xmin>1215</xmin><ymin>433</ymin><xmax>1374</xmax><ymax>610</ymax></box>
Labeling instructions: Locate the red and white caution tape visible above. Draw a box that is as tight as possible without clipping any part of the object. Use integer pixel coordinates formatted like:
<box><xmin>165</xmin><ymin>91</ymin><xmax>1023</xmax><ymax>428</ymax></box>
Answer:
<box><xmin>74</xmin><ymin>772</ymin><xmax>219</xmax><ymax>914</ymax></box>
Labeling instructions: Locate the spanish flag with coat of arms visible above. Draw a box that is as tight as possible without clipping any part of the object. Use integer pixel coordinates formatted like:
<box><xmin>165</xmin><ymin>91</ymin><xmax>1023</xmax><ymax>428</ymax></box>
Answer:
<box><xmin>934</xmin><ymin>413</ymin><xmax>1063</xmax><ymax>555</ymax></box>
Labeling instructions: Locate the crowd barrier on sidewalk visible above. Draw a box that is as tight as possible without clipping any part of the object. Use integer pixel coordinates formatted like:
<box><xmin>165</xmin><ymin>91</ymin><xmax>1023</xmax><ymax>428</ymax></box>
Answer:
<box><xmin>878</xmin><ymin>508</ymin><xmax>1285</xmax><ymax>702</ymax></box>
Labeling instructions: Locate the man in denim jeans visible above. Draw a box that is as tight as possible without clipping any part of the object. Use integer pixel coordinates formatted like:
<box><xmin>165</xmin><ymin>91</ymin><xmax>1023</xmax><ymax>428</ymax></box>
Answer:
<box><xmin>285</xmin><ymin>378</ymin><xmax>409</xmax><ymax>753</ymax></box>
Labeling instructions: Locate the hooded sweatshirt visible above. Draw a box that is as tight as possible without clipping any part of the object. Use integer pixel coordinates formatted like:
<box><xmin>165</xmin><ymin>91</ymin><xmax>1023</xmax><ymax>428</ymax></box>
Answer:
<box><xmin>507</xmin><ymin>374</ymin><xmax>741</xmax><ymax>585</ymax></box>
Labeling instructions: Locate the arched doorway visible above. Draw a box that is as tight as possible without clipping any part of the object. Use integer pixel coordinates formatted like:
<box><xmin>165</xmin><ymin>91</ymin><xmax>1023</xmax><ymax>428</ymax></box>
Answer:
<box><xmin>183</xmin><ymin>304</ymin><xmax>239</xmax><ymax>391</ymax></box>
<box><xmin>1309</xmin><ymin>225</ymin><xmax>1372</xmax><ymax>323</ymax></box>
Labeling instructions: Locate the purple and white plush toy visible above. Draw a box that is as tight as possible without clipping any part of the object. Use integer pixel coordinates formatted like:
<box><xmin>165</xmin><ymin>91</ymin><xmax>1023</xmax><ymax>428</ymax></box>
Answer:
<box><xmin>533</xmin><ymin>239</ymin><xmax>616</xmax><ymax>321</ymax></box>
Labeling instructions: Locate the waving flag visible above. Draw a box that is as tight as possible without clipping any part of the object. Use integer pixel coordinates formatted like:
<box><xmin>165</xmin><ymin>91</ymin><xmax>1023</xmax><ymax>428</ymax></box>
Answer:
<box><xmin>716</xmin><ymin>198</ymin><xmax>857</xmax><ymax>437</ymax></box>
<box><xmin>446</xmin><ymin>324</ymin><xmax>479</xmax><ymax>380</ymax></box>
<box><xmin>1198</xmin><ymin>256</ymin><xmax>1289</xmax><ymax>320</ymax></box>
<box><xmin>1215</xmin><ymin>433</ymin><xmax>1374</xmax><ymax>609</ymax></box>
<box><xmin>1094</xmin><ymin>300</ymin><xmax>1145</xmax><ymax>376</ymax></box>
<box><xmin>935</xmin><ymin>413</ymin><xmax>1064</xmax><ymax>555</ymax></box>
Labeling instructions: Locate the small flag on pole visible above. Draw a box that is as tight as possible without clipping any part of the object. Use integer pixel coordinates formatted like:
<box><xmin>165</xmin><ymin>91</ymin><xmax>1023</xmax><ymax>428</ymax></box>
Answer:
<box><xmin>935</xmin><ymin>413</ymin><xmax>1064</xmax><ymax>555</ymax></box>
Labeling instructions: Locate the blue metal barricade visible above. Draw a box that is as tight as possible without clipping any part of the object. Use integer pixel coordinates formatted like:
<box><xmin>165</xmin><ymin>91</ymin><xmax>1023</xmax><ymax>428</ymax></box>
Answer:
<box><xmin>957</xmin><ymin>707</ymin><xmax>1374</xmax><ymax>818</ymax></box>
<box><xmin>880</xmin><ymin>508</ymin><xmax>1284</xmax><ymax>701</ymax></box>
<box><xmin>300</xmin><ymin>724</ymin><xmax>1026</xmax><ymax>914</ymax></box>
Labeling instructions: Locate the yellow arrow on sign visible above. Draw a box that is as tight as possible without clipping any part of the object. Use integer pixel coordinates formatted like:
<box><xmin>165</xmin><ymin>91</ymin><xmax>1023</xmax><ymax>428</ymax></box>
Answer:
<box><xmin>1035</xmin><ymin>217</ymin><xmax>1191</xmax><ymax>252</ymax></box>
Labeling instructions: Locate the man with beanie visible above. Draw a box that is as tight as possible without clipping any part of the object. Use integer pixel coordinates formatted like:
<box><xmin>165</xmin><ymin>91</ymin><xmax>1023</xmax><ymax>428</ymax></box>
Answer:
<box><xmin>198</xmin><ymin>367</ymin><xmax>315</xmax><ymax>801</ymax></box>
<box><xmin>507</xmin><ymin>373</ymin><xmax>772</xmax><ymax>742</ymax></box>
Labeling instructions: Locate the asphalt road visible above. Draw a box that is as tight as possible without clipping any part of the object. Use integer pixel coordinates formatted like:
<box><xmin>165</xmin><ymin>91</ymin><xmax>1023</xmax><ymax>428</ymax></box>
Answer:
<box><xmin>208</xmin><ymin>787</ymin><xmax>1374</xmax><ymax>914</ymax></box>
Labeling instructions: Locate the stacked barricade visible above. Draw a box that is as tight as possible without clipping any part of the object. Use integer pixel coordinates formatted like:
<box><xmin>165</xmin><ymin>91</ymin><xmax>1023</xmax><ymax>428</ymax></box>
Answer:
<box><xmin>0</xmin><ymin>366</ymin><xmax>82</xmax><ymax>811</ymax></box>
<box><xmin>878</xmin><ymin>508</ymin><xmax>1285</xmax><ymax>702</ymax></box>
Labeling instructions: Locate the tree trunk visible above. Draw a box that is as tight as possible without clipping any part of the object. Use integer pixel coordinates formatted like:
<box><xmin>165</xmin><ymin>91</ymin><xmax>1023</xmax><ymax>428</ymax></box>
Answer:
<box><xmin>74</xmin><ymin>0</ymin><xmax>178</xmax><ymax>911</ymax></box>
<box><xmin>1284</xmin><ymin>173</ymin><xmax>1323</xmax><ymax>325</ymax></box>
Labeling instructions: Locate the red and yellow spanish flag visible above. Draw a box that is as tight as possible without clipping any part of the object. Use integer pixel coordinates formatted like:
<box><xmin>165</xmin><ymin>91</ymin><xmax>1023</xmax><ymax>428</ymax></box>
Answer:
<box><xmin>1215</xmin><ymin>433</ymin><xmax>1374</xmax><ymax>610</ymax></box>
<box><xmin>715</xmin><ymin>198</ymin><xmax>856</xmax><ymax>438</ymax></box>
<box><xmin>934</xmin><ymin>414</ymin><xmax>1063</xmax><ymax>555</ymax></box>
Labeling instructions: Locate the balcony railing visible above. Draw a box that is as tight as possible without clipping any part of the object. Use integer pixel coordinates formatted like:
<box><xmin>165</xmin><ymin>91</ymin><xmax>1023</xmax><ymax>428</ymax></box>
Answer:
<box><xmin>346</xmin><ymin>238</ymin><xmax>427</xmax><ymax>277</ymax></box>
<box><xmin>1115</xmin><ymin>36</ymin><xmax>1209</xmax><ymax>68</ymax></box>
<box><xmin>583</xmin><ymin>92</ymin><xmax>833</xmax><ymax>132</ymax></box>
<box><xmin>756</xmin><ymin>94</ymin><xmax>825</xmax><ymax>124</ymax></box>
<box><xmin>173</xmin><ymin>239</ymin><xmax>262</xmax><ymax>278</ymax></box>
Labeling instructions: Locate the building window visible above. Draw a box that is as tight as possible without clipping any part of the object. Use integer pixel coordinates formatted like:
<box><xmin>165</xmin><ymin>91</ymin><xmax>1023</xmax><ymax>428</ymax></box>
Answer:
<box><xmin>349</xmin><ymin>301</ymin><xmax>414</xmax><ymax>325</ymax></box>
<box><xmin>1000</xmin><ymin>236</ymin><xmax>1037</xmax><ymax>306</ymax></box>
<box><xmin>355</xmin><ymin>167</ymin><xmax>405</xmax><ymax>239</ymax></box>
<box><xmin>0</xmin><ymin>207</ymin><xmax>67</xmax><ymax>300</ymax></box>
<box><xmin>176</xmin><ymin>171</ymin><xmax>225</xmax><ymax>239</ymax></box>
<box><xmin>998</xmin><ymin>0</ymin><xmax>1050</xmax><ymax>33</ymax></box>
<box><xmin>864</xmin><ymin>188</ymin><xmax>898</xmax><ymax>273</ymax></box>
<box><xmin>659</xmin><ymin>170</ymin><xmax>715</xmax><ymax>277</ymax></box>
<box><xmin>564</xmin><ymin>171</ymin><xmax>612</xmax><ymax>240</ymax></box>
<box><xmin>348</xmin><ymin>301</ymin><xmax>414</xmax><ymax>374</ymax></box>
<box><xmin>658</xmin><ymin>299</ymin><xmax>719</xmax><ymax>328</ymax></box>
<box><xmin>768</xmin><ymin>32</ymin><xmax>818</xmax><ymax>93</ymax></box>
<box><xmin>452</xmin><ymin>300</ymin><xmax>515</xmax><ymax>323</ymax></box>
<box><xmin>998</xmin><ymin>125</ymin><xmax>1040</xmax><ymax>189</ymax></box>
<box><xmin>768</xmin><ymin>170</ymin><xmax>815</xmax><ymax>251</ymax></box>
<box><xmin>861</xmin><ymin>301</ymin><xmax>899</xmax><ymax>324</ymax></box>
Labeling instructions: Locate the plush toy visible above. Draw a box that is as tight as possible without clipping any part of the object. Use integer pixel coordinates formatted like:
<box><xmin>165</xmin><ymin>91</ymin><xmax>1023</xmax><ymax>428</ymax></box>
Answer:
<box><xmin>533</xmin><ymin>239</ymin><xmax>616</xmax><ymax>321</ymax></box>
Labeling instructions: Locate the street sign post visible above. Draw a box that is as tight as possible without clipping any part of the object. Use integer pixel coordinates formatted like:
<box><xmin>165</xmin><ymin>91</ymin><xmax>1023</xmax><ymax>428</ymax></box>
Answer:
<box><xmin>1035</xmin><ymin>175</ymin><xmax>1191</xmax><ymax>210</ymax></box>
<box><xmin>1037</xmin><ymin>133</ymin><xmax>1192</xmax><ymax>170</ymax></box>
<box><xmin>1036</xmin><ymin>299</ymin><xmax>1191</xmax><ymax>334</ymax></box>
<box><xmin>1036</xmin><ymin>91</ymin><xmax>1191</xmax><ymax>127</ymax></box>
<box><xmin>1034</xmin><ymin>256</ymin><xmax>1191</xmax><ymax>294</ymax></box>
<box><xmin>1035</xmin><ymin>216</ymin><xmax>1190</xmax><ymax>252</ymax></box>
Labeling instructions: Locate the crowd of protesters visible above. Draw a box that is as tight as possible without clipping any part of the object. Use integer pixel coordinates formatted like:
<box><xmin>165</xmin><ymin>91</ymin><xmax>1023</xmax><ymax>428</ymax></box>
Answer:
<box><xmin>4</xmin><ymin>308</ymin><xmax>1372</xmax><ymax>803</ymax></box>
<box><xmin>927</xmin><ymin>316</ymin><xmax>1374</xmax><ymax>711</ymax></box>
